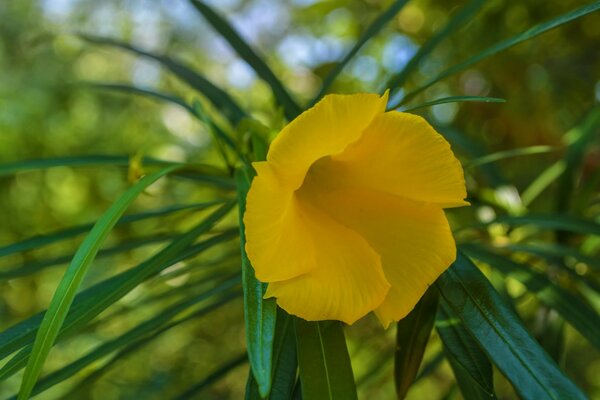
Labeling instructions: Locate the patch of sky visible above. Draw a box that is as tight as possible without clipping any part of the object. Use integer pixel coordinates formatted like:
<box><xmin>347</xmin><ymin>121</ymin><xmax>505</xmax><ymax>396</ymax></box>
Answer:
<box><xmin>382</xmin><ymin>34</ymin><xmax>418</xmax><ymax>72</ymax></box>
<box><xmin>227</xmin><ymin>59</ymin><xmax>257</xmax><ymax>89</ymax></box>
<box><xmin>350</xmin><ymin>56</ymin><xmax>379</xmax><ymax>83</ymax></box>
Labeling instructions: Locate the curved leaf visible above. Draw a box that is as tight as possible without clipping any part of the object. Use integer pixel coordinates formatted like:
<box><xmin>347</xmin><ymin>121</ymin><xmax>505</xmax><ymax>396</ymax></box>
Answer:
<box><xmin>462</xmin><ymin>245</ymin><xmax>600</xmax><ymax>351</ymax></box>
<box><xmin>17</xmin><ymin>166</ymin><xmax>179</xmax><ymax>400</ymax></box>
<box><xmin>311</xmin><ymin>0</ymin><xmax>409</xmax><ymax>104</ymax></box>
<box><xmin>395</xmin><ymin>286</ymin><xmax>438</xmax><ymax>399</ymax></box>
<box><xmin>295</xmin><ymin>319</ymin><xmax>357</xmax><ymax>400</ymax></box>
<box><xmin>236</xmin><ymin>166</ymin><xmax>277</xmax><ymax>398</ymax></box>
<box><xmin>399</xmin><ymin>2</ymin><xmax>600</xmax><ymax>105</ymax></box>
<box><xmin>437</xmin><ymin>253</ymin><xmax>586</xmax><ymax>400</ymax></box>
<box><xmin>81</xmin><ymin>34</ymin><xmax>248</xmax><ymax>124</ymax></box>
<box><xmin>399</xmin><ymin>96</ymin><xmax>505</xmax><ymax>112</ymax></box>
<box><xmin>189</xmin><ymin>0</ymin><xmax>301</xmax><ymax>120</ymax></box>
<box><xmin>436</xmin><ymin>304</ymin><xmax>496</xmax><ymax>400</ymax></box>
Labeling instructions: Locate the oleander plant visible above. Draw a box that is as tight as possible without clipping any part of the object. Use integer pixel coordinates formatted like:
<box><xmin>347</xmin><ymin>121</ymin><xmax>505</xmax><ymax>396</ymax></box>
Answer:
<box><xmin>1</xmin><ymin>1</ymin><xmax>599</xmax><ymax>399</ymax></box>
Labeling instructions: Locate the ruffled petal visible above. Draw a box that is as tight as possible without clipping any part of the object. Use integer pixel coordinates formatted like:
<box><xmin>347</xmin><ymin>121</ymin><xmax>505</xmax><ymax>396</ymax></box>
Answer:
<box><xmin>314</xmin><ymin>111</ymin><xmax>467</xmax><ymax>208</ymax></box>
<box><xmin>299</xmin><ymin>186</ymin><xmax>456</xmax><ymax>328</ymax></box>
<box><xmin>267</xmin><ymin>92</ymin><xmax>388</xmax><ymax>189</ymax></box>
<box><xmin>244</xmin><ymin>162</ymin><xmax>317</xmax><ymax>282</ymax></box>
<box><xmin>264</xmin><ymin>200</ymin><xmax>390</xmax><ymax>325</ymax></box>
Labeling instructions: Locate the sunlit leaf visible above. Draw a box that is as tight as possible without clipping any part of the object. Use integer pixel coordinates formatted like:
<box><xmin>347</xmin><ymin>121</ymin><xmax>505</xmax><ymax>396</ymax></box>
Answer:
<box><xmin>437</xmin><ymin>253</ymin><xmax>586</xmax><ymax>399</ymax></box>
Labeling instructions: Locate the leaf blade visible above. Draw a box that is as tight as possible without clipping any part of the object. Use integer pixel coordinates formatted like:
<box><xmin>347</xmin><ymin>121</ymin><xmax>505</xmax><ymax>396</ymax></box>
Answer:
<box><xmin>394</xmin><ymin>286</ymin><xmax>438</xmax><ymax>399</ymax></box>
<box><xmin>295</xmin><ymin>319</ymin><xmax>357</xmax><ymax>400</ymax></box>
<box><xmin>398</xmin><ymin>2</ymin><xmax>600</xmax><ymax>105</ymax></box>
<box><xmin>437</xmin><ymin>253</ymin><xmax>586</xmax><ymax>400</ymax></box>
<box><xmin>189</xmin><ymin>0</ymin><xmax>301</xmax><ymax>120</ymax></box>
<box><xmin>17</xmin><ymin>166</ymin><xmax>179</xmax><ymax>400</ymax></box>
<box><xmin>236</xmin><ymin>166</ymin><xmax>277</xmax><ymax>398</ymax></box>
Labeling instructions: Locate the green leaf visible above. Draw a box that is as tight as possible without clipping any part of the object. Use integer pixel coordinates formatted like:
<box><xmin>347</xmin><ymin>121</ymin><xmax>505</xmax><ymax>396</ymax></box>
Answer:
<box><xmin>175</xmin><ymin>353</ymin><xmax>248</xmax><ymax>400</ymax></box>
<box><xmin>437</xmin><ymin>253</ymin><xmax>586</xmax><ymax>400</ymax></box>
<box><xmin>465</xmin><ymin>145</ymin><xmax>555</xmax><ymax>169</ymax></box>
<box><xmin>385</xmin><ymin>0</ymin><xmax>486</xmax><ymax>93</ymax></box>
<box><xmin>16</xmin><ymin>166</ymin><xmax>178</xmax><ymax>400</ymax></box>
<box><xmin>0</xmin><ymin>155</ymin><xmax>235</xmax><ymax>188</ymax></box>
<box><xmin>436</xmin><ymin>125</ymin><xmax>506</xmax><ymax>188</ymax></box>
<box><xmin>18</xmin><ymin>276</ymin><xmax>240</xmax><ymax>397</ymax></box>
<box><xmin>62</xmin><ymin>292</ymin><xmax>242</xmax><ymax>399</ymax></box>
<box><xmin>189</xmin><ymin>0</ymin><xmax>301</xmax><ymax>121</ymax></box>
<box><xmin>245</xmin><ymin>371</ymin><xmax>262</xmax><ymax>400</ymax></box>
<box><xmin>399</xmin><ymin>96</ymin><xmax>505</xmax><ymax>112</ymax></box>
<box><xmin>311</xmin><ymin>0</ymin><xmax>409</xmax><ymax>104</ymax></box>
<box><xmin>436</xmin><ymin>304</ymin><xmax>496</xmax><ymax>400</ymax></box>
<box><xmin>1</xmin><ymin>234</ymin><xmax>173</xmax><ymax>280</ymax></box>
<box><xmin>398</xmin><ymin>2</ymin><xmax>600</xmax><ymax>105</ymax></box>
<box><xmin>461</xmin><ymin>244</ymin><xmax>600</xmax><ymax>350</ymax></box>
<box><xmin>395</xmin><ymin>285</ymin><xmax>438</xmax><ymax>399</ymax></box>
<box><xmin>521</xmin><ymin>160</ymin><xmax>566</xmax><ymax>206</ymax></box>
<box><xmin>87</xmin><ymin>82</ymin><xmax>194</xmax><ymax>112</ymax></box>
<box><xmin>0</xmin><ymin>203</ymin><xmax>236</xmax><ymax>365</ymax></box>
<box><xmin>270</xmin><ymin>309</ymin><xmax>298</xmax><ymax>400</ymax></box>
<box><xmin>236</xmin><ymin>166</ymin><xmax>277</xmax><ymax>398</ymax></box>
<box><xmin>556</xmin><ymin>106</ymin><xmax>600</xmax><ymax>213</ymax></box>
<box><xmin>295</xmin><ymin>319</ymin><xmax>357</xmax><ymax>400</ymax></box>
<box><xmin>488</xmin><ymin>214</ymin><xmax>600</xmax><ymax>236</ymax></box>
<box><xmin>504</xmin><ymin>242</ymin><xmax>600</xmax><ymax>272</ymax></box>
<box><xmin>81</xmin><ymin>34</ymin><xmax>248</xmax><ymax>125</ymax></box>
<box><xmin>0</xmin><ymin>201</ymin><xmax>224</xmax><ymax>258</ymax></box>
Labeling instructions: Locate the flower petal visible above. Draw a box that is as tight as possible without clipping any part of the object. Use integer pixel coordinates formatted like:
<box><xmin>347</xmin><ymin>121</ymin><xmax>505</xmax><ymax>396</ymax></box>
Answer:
<box><xmin>264</xmin><ymin>200</ymin><xmax>390</xmax><ymax>325</ymax></box>
<box><xmin>319</xmin><ymin>111</ymin><xmax>467</xmax><ymax>207</ymax></box>
<box><xmin>267</xmin><ymin>92</ymin><xmax>388</xmax><ymax>189</ymax></box>
<box><xmin>300</xmin><ymin>187</ymin><xmax>456</xmax><ymax>328</ymax></box>
<box><xmin>244</xmin><ymin>162</ymin><xmax>316</xmax><ymax>282</ymax></box>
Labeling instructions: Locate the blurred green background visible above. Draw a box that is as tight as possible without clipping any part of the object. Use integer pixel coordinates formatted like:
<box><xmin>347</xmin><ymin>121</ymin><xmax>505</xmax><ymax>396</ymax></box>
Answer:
<box><xmin>1</xmin><ymin>0</ymin><xmax>599</xmax><ymax>399</ymax></box>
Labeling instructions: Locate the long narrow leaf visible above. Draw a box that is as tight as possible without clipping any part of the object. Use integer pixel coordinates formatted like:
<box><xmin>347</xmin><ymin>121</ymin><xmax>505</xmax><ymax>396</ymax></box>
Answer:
<box><xmin>556</xmin><ymin>106</ymin><xmax>600</xmax><ymax>213</ymax></box>
<box><xmin>0</xmin><ymin>201</ymin><xmax>224</xmax><ymax>258</ymax></box>
<box><xmin>465</xmin><ymin>145</ymin><xmax>555</xmax><ymax>168</ymax></box>
<box><xmin>189</xmin><ymin>0</ymin><xmax>301</xmax><ymax>120</ymax></box>
<box><xmin>395</xmin><ymin>286</ymin><xmax>438</xmax><ymax>399</ymax></box>
<box><xmin>384</xmin><ymin>0</ymin><xmax>486</xmax><ymax>92</ymax></box>
<box><xmin>1</xmin><ymin>234</ymin><xmax>173</xmax><ymax>280</ymax></box>
<box><xmin>21</xmin><ymin>276</ymin><xmax>240</xmax><ymax>397</ymax></box>
<box><xmin>399</xmin><ymin>96</ymin><xmax>505</xmax><ymax>112</ymax></box>
<box><xmin>489</xmin><ymin>214</ymin><xmax>600</xmax><ymax>236</ymax></box>
<box><xmin>0</xmin><ymin>230</ymin><xmax>238</xmax><ymax>381</ymax></box>
<box><xmin>311</xmin><ymin>0</ymin><xmax>409</xmax><ymax>104</ymax></box>
<box><xmin>0</xmin><ymin>155</ymin><xmax>234</xmax><ymax>188</ymax></box>
<box><xmin>81</xmin><ymin>34</ymin><xmax>248</xmax><ymax>124</ymax></box>
<box><xmin>0</xmin><ymin>203</ymin><xmax>236</xmax><ymax>363</ymax></box>
<box><xmin>397</xmin><ymin>2</ymin><xmax>600</xmax><ymax>105</ymax></box>
<box><xmin>437</xmin><ymin>253</ymin><xmax>586</xmax><ymax>399</ymax></box>
<box><xmin>236</xmin><ymin>166</ymin><xmax>277</xmax><ymax>397</ymax></box>
<box><xmin>16</xmin><ymin>166</ymin><xmax>179</xmax><ymax>400</ymax></box>
<box><xmin>87</xmin><ymin>82</ymin><xmax>194</xmax><ymax>112</ymax></box>
<box><xmin>436</xmin><ymin>304</ymin><xmax>496</xmax><ymax>400</ymax></box>
<box><xmin>270</xmin><ymin>309</ymin><xmax>298</xmax><ymax>400</ymax></box>
<box><xmin>295</xmin><ymin>319</ymin><xmax>357</xmax><ymax>400</ymax></box>
<box><xmin>62</xmin><ymin>291</ymin><xmax>242</xmax><ymax>399</ymax></box>
<box><xmin>462</xmin><ymin>245</ymin><xmax>600</xmax><ymax>350</ymax></box>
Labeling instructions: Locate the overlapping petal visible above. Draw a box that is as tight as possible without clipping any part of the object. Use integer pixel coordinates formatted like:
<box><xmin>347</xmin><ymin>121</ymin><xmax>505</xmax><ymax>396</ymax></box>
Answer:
<box><xmin>264</xmin><ymin>200</ymin><xmax>390</xmax><ymax>325</ymax></box>
<box><xmin>312</xmin><ymin>111</ymin><xmax>468</xmax><ymax>208</ymax></box>
<box><xmin>298</xmin><ymin>184</ymin><xmax>455</xmax><ymax>328</ymax></box>
<box><xmin>244</xmin><ymin>92</ymin><xmax>468</xmax><ymax>326</ymax></box>
<box><xmin>266</xmin><ymin>92</ymin><xmax>388</xmax><ymax>189</ymax></box>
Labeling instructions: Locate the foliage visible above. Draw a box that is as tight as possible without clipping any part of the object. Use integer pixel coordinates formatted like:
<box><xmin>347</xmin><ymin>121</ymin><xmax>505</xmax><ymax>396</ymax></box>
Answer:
<box><xmin>1</xmin><ymin>0</ymin><xmax>599</xmax><ymax>399</ymax></box>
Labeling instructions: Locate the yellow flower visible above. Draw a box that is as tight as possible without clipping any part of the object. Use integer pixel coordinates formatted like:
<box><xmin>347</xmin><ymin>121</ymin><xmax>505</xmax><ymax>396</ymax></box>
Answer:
<box><xmin>244</xmin><ymin>92</ymin><xmax>468</xmax><ymax>327</ymax></box>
